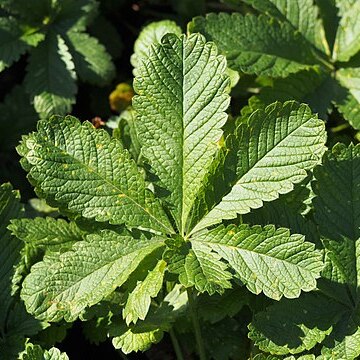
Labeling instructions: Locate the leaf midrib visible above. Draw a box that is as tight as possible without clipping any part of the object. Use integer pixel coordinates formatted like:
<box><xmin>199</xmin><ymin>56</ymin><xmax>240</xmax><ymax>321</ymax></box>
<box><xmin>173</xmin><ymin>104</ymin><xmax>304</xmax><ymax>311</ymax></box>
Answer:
<box><xmin>35</xmin><ymin>137</ymin><xmax>173</xmax><ymax>234</ymax></box>
<box><xmin>192</xmin><ymin>237</ymin><xmax>319</xmax><ymax>273</ymax></box>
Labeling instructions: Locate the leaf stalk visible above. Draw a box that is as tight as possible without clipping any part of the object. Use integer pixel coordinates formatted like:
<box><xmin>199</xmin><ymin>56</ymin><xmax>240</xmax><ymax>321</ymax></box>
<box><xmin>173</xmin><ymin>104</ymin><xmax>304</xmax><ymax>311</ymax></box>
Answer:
<box><xmin>170</xmin><ymin>328</ymin><xmax>185</xmax><ymax>360</ymax></box>
<box><xmin>187</xmin><ymin>288</ymin><xmax>206</xmax><ymax>360</ymax></box>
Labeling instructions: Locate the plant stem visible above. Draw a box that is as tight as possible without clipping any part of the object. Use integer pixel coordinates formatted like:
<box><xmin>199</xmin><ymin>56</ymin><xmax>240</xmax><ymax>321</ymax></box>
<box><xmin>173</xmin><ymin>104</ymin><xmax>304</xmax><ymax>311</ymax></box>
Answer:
<box><xmin>170</xmin><ymin>328</ymin><xmax>185</xmax><ymax>360</ymax></box>
<box><xmin>187</xmin><ymin>288</ymin><xmax>206</xmax><ymax>360</ymax></box>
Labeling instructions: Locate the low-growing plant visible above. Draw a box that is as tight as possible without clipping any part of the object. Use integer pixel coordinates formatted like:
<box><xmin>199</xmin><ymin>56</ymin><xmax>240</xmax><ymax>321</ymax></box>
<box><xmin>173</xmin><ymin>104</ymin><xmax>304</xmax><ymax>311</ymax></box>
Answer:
<box><xmin>2</xmin><ymin>2</ymin><xmax>360</xmax><ymax>359</ymax></box>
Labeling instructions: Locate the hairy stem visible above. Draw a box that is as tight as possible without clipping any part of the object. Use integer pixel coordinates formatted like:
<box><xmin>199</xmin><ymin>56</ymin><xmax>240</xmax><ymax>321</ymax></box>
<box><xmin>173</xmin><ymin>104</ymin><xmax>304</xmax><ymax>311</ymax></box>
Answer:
<box><xmin>170</xmin><ymin>328</ymin><xmax>185</xmax><ymax>360</ymax></box>
<box><xmin>187</xmin><ymin>288</ymin><xmax>206</xmax><ymax>360</ymax></box>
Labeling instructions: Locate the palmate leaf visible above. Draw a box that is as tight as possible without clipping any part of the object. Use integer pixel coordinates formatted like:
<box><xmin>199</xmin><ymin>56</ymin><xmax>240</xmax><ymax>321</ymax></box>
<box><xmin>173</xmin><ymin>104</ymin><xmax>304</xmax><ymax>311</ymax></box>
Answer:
<box><xmin>21</xmin><ymin>230</ymin><xmax>165</xmax><ymax>322</ymax></box>
<box><xmin>130</xmin><ymin>20</ymin><xmax>182</xmax><ymax>74</ymax></box>
<box><xmin>249</xmin><ymin>293</ymin><xmax>344</xmax><ymax>355</ymax></box>
<box><xmin>17</xmin><ymin>115</ymin><xmax>172</xmax><ymax>233</ymax></box>
<box><xmin>188</xmin><ymin>13</ymin><xmax>322</xmax><ymax>77</ymax></box>
<box><xmin>333</xmin><ymin>1</ymin><xmax>360</xmax><ymax>62</ymax></box>
<box><xmin>313</xmin><ymin>143</ymin><xmax>360</xmax><ymax>241</ymax></box>
<box><xmin>191</xmin><ymin>101</ymin><xmax>326</xmax><ymax>233</ymax></box>
<box><xmin>133</xmin><ymin>33</ymin><xmax>230</xmax><ymax>233</ymax></box>
<box><xmin>191</xmin><ymin>224</ymin><xmax>323</xmax><ymax>300</ymax></box>
<box><xmin>25</xmin><ymin>31</ymin><xmax>77</xmax><ymax>118</ymax></box>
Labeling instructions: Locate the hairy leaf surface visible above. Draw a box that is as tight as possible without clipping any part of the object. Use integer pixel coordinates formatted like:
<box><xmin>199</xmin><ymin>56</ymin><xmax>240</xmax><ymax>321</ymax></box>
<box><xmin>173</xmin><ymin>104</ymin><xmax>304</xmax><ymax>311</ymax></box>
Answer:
<box><xmin>240</xmin><ymin>0</ymin><xmax>329</xmax><ymax>54</ymax></box>
<box><xmin>123</xmin><ymin>259</ymin><xmax>166</xmax><ymax>324</ymax></box>
<box><xmin>192</xmin><ymin>224</ymin><xmax>323</xmax><ymax>300</ymax></box>
<box><xmin>21</xmin><ymin>230</ymin><xmax>165</xmax><ymax>322</ymax></box>
<box><xmin>188</xmin><ymin>13</ymin><xmax>321</xmax><ymax>77</ymax></box>
<box><xmin>18</xmin><ymin>116</ymin><xmax>172</xmax><ymax>233</ymax></box>
<box><xmin>166</xmin><ymin>238</ymin><xmax>233</xmax><ymax>295</ymax></box>
<box><xmin>9</xmin><ymin>217</ymin><xmax>85</xmax><ymax>251</ymax></box>
<box><xmin>192</xmin><ymin>102</ymin><xmax>326</xmax><ymax>233</ymax></box>
<box><xmin>133</xmin><ymin>33</ymin><xmax>230</xmax><ymax>233</ymax></box>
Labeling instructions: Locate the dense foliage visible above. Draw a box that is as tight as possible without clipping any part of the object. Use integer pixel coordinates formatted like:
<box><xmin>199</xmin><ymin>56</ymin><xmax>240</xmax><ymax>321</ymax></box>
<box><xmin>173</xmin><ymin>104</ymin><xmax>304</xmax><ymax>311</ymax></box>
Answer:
<box><xmin>1</xmin><ymin>0</ymin><xmax>360</xmax><ymax>359</ymax></box>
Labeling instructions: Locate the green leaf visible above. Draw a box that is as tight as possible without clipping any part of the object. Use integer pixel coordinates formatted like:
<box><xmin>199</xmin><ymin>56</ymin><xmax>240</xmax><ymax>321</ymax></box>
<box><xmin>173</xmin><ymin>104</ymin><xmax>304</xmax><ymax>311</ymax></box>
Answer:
<box><xmin>21</xmin><ymin>230</ymin><xmax>165</xmax><ymax>322</ymax></box>
<box><xmin>320</xmin><ymin>312</ymin><xmax>360</xmax><ymax>359</ymax></box>
<box><xmin>192</xmin><ymin>224</ymin><xmax>323</xmax><ymax>300</ymax></box>
<box><xmin>253</xmin><ymin>353</ymin><xmax>317</xmax><ymax>360</ymax></box>
<box><xmin>50</xmin><ymin>0</ymin><xmax>98</xmax><ymax>33</ymax></box>
<box><xmin>131</xmin><ymin>20</ymin><xmax>182</xmax><ymax>74</ymax></box>
<box><xmin>313</xmin><ymin>143</ymin><xmax>360</xmax><ymax>241</ymax></box>
<box><xmin>166</xmin><ymin>238</ymin><xmax>233</xmax><ymax>295</ymax></box>
<box><xmin>133</xmin><ymin>33</ymin><xmax>230</xmax><ymax>233</ymax></box>
<box><xmin>65</xmin><ymin>31</ymin><xmax>115</xmax><ymax>86</ymax></box>
<box><xmin>249</xmin><ymin>292</ymin><xmax>344</xmax><ymax>355</ymax></box>
<box><xmin>110</xmin><ymin>285</ymin><xmax>187</xmax><ymax>353</ymax></box>
<box><xmin>244</xmin><ymin>179</ymin><xmax>320</xmax><ymax>245</ymax></box>
<box><xmin>0</xmin><ymin>17</ymin><xmax>43</xmax><ymax>72</ymax></box>
<box><xmin>333</xmin><ymin>1</ymin><xmax>360</xmax><ymax>62</ymax></box>
<box><xmin>18</xmin><ymin>115</ymin><xmax>172</xmax><ymax>233</ymax></box>
<box><xmin>240</xmin><ymin>0</ymin><xmax>329</xmax><ymax>54</ymax></box>
<box><xmin>245</xmin><ymin>69</ymin><xmax>336</xmax><ymax>119</ymax></box>
<box><xmin>188</xmin><ymin>13</ymin><xmax>322</xmax><ymax>77</ymax></box>
<box><xmin>20</xmin><ymin>343</ymin><xmax>69</xmax><ymax>360</ymax></box>
<box><xmin>192</xmin><ymin>101</ymin><xmax>326</xmax><ymax>233</ymax></box>
<box><xmin>9</xmin><ymin>217</ymin><xmax>85</xmax><ymax>251</ymax></box>
<box><xmin>0</xmin><ymin>184</ymin><xmax>47</xmax><ymax>359</ymax></box>
<box><xmin>111</xmin><ymin>320</ymin><xmax>165</xmax><ymax>354</ymax></box>
<box><xmin>335</xmin><ymin>67</ymin><xmax>360</xmax><ymax>130</ymax></box>
<box><xmin>25</xmin><ymin>32</ymin><xmax>77</xmax><ymax>118</ymax></box>
<box><xmin>88</xmin><ymin>15</ymin><xmax>123</xmax><ymax>59</ymax></box>
<box><xmin>0</xmin><ymin>183</ymin><xmax>23</xmax><ymax>327</ymax></box>
<box><xmin>197</xmin><ymin>287</ymin><xmax>248</xmax><ymax>323</ymax></box>
<box><xmin>319</xmin><ymin>238</ymin><xmax>360</xmax><ymax>308</ymax></box>
<box><xmin>123</xmin><ymin>259</ymin><xmax>166</xmax><ymax>325</ymax></box>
